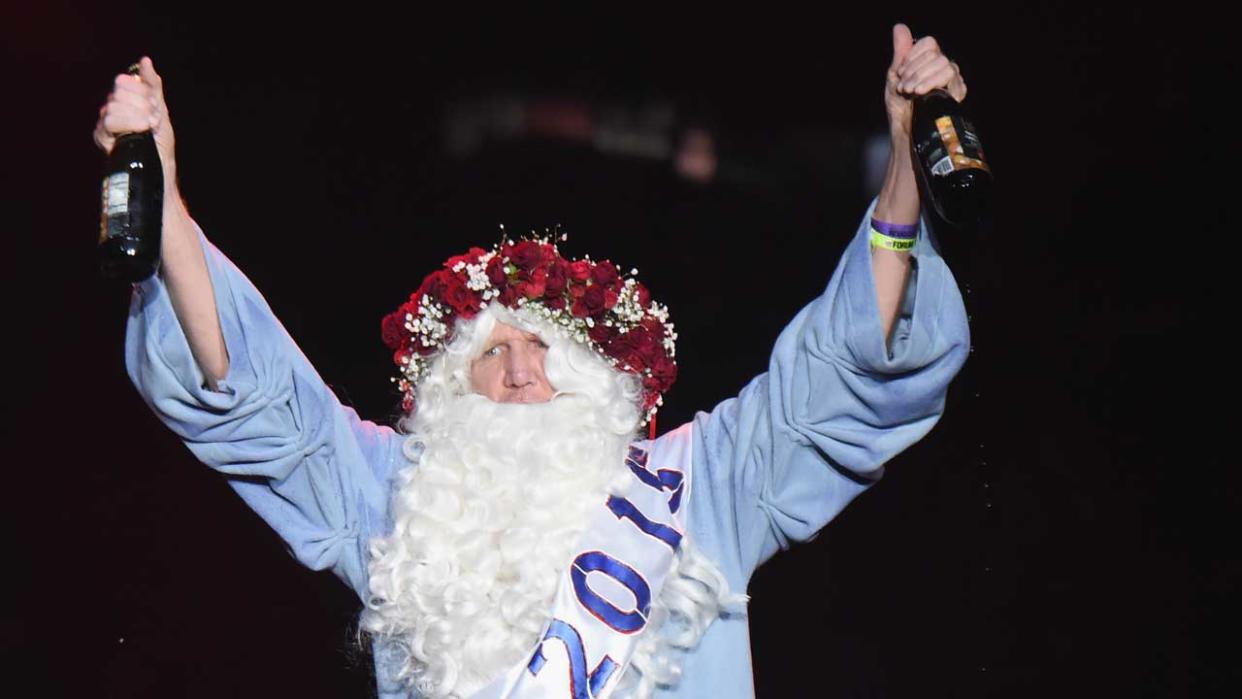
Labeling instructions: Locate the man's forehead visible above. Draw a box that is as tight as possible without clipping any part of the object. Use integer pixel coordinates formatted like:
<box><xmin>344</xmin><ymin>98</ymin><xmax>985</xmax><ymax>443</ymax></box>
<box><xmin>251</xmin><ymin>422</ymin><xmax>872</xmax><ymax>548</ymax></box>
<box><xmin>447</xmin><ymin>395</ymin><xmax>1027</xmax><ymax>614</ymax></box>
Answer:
<box><xmin>488</xmin><ymin>321</ymin><xmax>541</xmax><ymax>341</ymax></box>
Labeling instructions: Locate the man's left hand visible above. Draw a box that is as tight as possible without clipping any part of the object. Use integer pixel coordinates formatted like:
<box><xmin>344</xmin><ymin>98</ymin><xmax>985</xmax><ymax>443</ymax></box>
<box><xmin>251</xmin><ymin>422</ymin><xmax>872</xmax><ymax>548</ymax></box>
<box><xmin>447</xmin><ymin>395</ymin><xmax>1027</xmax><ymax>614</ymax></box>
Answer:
<box><xmin>885</xmin><ymin>23</ymin><xmax>969</xmax><ymax>139</ymax></box>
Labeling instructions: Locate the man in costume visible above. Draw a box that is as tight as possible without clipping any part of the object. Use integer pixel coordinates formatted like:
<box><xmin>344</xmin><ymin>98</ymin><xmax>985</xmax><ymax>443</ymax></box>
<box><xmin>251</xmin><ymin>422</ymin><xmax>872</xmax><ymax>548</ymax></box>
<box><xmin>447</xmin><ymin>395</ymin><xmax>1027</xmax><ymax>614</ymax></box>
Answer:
<box><xmin>113</xmin><ymin>22</ymin><xmax>970</xmax><ymax>699</ymax></box>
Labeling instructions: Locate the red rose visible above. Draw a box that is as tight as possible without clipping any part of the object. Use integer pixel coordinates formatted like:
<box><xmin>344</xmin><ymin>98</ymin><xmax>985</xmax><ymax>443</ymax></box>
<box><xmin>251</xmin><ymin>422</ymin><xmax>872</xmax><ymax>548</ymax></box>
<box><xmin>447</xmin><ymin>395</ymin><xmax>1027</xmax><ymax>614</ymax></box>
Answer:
<box><xmin>516</xmin><ymin>266</ymin><xmax>548</xmax><ymax>299</ymax></box>
<box><xmin>499</xmin><ymin>285</ymin><xmax>520</xmax><ymax>306</ymax></box>
<box><xmin>626</xmin><ymin>349</ymin><xmax>649</xmax><ymax>372</ymax></box>
<box><xmin>634</xmin><ymin>282</ymin><xmax>652</xmax><ymax>308</ymax></box>
<box><xmin>486</xmin><ymin>256</ymin><xmax>507</xmax><ymax>286</ymax></box>
<box><xmin>418</xmin><ymin>269</ymin><xmax>452</xmax><ymax>298</ymax></box>
<box><xmin>609</xmin><ymin>330</ymin><xmax>632</xmax><ymax>355</ymax></box>
<box><xmin>631</xmin><ymin>325</ymin><xmax>667</xmax><ymax>374</ymax></box>
<box><xmin>381</xmin><ymin>310</ymin><xmax>407</xmax><ymax>350</ymax></box>
<box><xmin>511</xmin><ymin>241</ymin><xmax>545</xmax><ymax>272</ymax></box>
<box><xmin>443</xmin><ymin>275</ymin><xmax>481</xmax><ymax>316</ymax></box>
<box><xmin>571</xmin><ymin>296</ymin><xmax>589</xmax><ymax>318</ymax></box>
<box><xmin>591</xmin><ymin>260</ymin><xmax>619</xmax><ymax>286</ymax></box>
<box><xmin>545</xmin><ymin>260</ymin><xmax>568</xmax><ymax>299</ymax></box>
<box><xmin>631</xmin><ymin>324</ymin><xmax>657</xmax><ymax>354</ymax></box>
<box><xmin>641</xmin><ymin>317</ymin><xmax>666</xmax><ymax>336</ymax></box>
<box><xmin>651</xmin><ymin>355</ymin><xmax>677</xmax><ymax>387</ymax></box>
<box><xmin>604</xmin><ymin>287</ymin><xmax>620</xmax><ymax>309</ymax></box>
<box><xmin>642</xmin><ymin>378</ymin><xmax>662</xmax><ymax>411</ymax></box>
<box><xmin>444</xmin><ymin>247</ymin><xmax>487</xmax><ymax>271</ymax></box>
<box><xmin>568</xmin><ymin>260</ymin><xmax>592</xmax><ymax>282</ymax></box>
<box><xmin>583</xmin><ymin>284</ymin><xmax>607</xmax><ymax>315</ymax></box>
<box><xmin>545</xmin><ymin>295</ymin><xmax>567</xmax><ymax>311</ymax></box>
<box><xmin>568</xmin><ymin>282</ymin><xmax>587</xmax><ymax>299</ymax></box>
<box><xmin>610</xmin><ymin>331</ymin><xmax>646</xmax><ymax>371</ymax></box>
<box><xmin>588</xmin><ymin>322</ymin><xmax>615</xmax><ymax>345</ymax></box>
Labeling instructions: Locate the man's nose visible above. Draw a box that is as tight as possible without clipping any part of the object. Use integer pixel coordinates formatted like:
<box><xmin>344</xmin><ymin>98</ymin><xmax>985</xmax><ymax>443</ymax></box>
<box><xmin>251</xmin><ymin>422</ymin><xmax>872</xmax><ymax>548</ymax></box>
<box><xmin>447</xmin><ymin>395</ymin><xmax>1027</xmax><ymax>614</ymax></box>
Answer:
<box><xmin>503</xmin><ymin>346</ymin><xmax>537</xmax><ymax>387</ymax></box>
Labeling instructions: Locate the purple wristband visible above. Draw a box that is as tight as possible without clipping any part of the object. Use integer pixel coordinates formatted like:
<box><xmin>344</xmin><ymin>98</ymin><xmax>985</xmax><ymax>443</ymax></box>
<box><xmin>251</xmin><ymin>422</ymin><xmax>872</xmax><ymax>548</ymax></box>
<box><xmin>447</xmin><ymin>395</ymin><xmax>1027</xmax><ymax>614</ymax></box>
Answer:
<box><xmin>870</xmin><ymin>217</ymin><xmax>918</xmax><ymax>239</ymax></box>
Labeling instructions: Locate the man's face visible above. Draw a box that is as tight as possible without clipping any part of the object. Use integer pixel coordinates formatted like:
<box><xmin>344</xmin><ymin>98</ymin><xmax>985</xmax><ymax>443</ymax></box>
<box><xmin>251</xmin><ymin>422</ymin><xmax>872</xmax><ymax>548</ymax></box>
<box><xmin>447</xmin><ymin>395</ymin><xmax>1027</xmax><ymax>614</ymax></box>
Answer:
<box><xmin>469</xmin><ymin>320</ymin><xmax>556</xmax><ymax>403</ymax></box>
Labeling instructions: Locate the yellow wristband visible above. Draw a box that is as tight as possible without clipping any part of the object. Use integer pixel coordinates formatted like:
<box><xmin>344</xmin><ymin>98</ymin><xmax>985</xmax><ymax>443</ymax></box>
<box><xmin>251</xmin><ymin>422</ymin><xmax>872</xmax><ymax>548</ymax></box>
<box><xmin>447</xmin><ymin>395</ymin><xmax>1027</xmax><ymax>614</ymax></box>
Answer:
<box><xmin>870</xmin><ymin>228</ymin><xmax>916</xmax><ymax>252</ymax></box>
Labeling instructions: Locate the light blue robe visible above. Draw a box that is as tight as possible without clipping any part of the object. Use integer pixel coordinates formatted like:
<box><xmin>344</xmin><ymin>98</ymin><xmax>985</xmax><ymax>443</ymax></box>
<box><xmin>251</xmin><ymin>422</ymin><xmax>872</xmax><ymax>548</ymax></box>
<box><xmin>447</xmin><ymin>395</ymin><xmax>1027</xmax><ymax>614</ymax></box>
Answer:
<box><xmin>125</xmin><ymin>195</ymin><xmax>970</xmax><ymax>697</ymax></box>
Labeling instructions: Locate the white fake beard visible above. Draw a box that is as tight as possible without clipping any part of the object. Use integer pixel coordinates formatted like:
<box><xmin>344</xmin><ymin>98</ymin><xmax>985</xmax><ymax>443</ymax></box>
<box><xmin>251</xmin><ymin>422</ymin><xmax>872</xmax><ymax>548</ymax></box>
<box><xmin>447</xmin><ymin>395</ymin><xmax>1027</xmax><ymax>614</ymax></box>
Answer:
<box><xmin>367</xmin><ymin>390</ymin><xmax>635</xmax><ymax>698</ymax></box>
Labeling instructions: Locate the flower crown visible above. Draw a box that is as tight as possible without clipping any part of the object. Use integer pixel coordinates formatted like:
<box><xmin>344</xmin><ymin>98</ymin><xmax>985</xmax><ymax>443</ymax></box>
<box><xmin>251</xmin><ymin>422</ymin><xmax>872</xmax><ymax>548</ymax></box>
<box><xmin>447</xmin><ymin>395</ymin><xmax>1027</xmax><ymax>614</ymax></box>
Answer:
<box><xmin>381</xmin><ymin>229</ymin><xmax>678</xmax><ymax>426</ymax></box>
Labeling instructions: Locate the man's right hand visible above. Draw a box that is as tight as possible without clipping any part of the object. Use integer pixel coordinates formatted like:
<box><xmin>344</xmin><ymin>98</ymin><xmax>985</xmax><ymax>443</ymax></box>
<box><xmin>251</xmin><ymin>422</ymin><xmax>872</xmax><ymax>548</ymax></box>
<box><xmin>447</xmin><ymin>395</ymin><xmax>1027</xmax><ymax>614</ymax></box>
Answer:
<box><xmin>94</xmin><ymin>56</ymin><xmax>177</xmax><ymax>180</ymax></box>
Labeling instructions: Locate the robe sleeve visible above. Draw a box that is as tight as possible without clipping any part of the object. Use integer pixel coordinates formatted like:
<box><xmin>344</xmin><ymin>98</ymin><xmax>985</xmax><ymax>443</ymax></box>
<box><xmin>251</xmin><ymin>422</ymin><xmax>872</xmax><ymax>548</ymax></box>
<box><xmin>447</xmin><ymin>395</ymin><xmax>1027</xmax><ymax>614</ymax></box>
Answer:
<box><xmin>123</xmin><ymin>220</ymin><xmax>402</xmax><ymax>598</ymax></box>
<box><xmin>688</xmin><ymin>195</ymin><xmax>971</xmax><ymax>579</ymax></box>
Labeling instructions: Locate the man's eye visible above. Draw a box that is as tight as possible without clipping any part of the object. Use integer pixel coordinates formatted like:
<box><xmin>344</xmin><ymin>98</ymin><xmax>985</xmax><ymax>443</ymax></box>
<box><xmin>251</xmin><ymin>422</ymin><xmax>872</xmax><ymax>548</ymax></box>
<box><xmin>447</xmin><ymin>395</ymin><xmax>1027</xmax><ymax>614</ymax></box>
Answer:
<box><xmin>485</xmin><ymin>345</ymin><xmax>502</xmax><ymax>357</ymax></box>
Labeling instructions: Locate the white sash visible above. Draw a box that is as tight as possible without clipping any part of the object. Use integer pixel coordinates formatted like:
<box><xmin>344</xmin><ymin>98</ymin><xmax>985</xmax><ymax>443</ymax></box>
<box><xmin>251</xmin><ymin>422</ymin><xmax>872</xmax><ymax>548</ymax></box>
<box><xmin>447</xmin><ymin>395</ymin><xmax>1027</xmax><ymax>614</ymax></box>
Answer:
<box><xmin>471</xmin><ymin>423</ymin><xmax>695</xmax><ymax>699</ymax></box>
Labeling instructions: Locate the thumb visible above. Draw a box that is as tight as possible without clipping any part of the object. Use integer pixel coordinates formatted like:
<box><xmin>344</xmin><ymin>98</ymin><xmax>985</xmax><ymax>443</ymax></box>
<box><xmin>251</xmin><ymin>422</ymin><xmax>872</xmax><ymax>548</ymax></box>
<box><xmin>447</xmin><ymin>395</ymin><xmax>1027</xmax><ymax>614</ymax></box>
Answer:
<box><xmin>890</xmin><ymin>23</ymin><xmax>914</xmax><ymax>70</ymax></box>
<box><xmin>138</xmin><ymin>56</ymin><xmax>164</xmax><ymax>98</ymax></box>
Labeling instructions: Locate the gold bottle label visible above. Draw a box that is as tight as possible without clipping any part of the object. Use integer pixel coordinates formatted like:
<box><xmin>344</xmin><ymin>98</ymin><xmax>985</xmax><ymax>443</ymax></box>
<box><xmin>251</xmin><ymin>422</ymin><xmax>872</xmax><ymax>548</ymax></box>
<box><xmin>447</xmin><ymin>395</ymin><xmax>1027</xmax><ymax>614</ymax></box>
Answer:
<box><xmin>934</xmin><ymin>115</ymin><xmax>990</xmax><ymax>175</ymax></box>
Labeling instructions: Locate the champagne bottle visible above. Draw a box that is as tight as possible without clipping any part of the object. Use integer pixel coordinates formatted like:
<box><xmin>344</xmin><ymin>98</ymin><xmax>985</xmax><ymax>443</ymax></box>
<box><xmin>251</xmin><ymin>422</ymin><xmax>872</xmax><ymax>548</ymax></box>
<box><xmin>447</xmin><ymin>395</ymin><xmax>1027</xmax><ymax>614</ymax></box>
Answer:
<box><xmin>909</xmin><ymin>87</ymin><xmax>992</xmax><ymax>230</ymax></box>
<box><xmin>98</xmin><ymin>62</ymin><xmax>163</xmax><ymax>283</ymax></box>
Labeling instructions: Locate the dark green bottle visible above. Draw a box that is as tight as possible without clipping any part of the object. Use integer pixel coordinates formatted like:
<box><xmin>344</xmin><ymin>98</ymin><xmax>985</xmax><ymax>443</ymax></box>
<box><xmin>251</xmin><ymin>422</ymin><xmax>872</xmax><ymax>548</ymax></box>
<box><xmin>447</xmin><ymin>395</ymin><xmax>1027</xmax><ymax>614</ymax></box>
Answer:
<box><xmin>909</xmin><ymin>87</ymin><xmax>992</xmax><ymax>229</ymax></box>
<box><xmin>98</xmin><ymin>62</ymin><xmax>163</xmax><ymax>282</ymax></box>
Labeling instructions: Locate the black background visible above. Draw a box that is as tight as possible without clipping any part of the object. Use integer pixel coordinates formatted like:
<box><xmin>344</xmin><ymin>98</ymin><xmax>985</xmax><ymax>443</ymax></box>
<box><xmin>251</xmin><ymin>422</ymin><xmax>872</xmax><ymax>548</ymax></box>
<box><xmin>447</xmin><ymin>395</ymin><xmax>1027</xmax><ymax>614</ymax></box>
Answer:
<box><xmin>4</xmin><ymin>3</ymin><xmax>1231</xmax><ymax>696</ymax></box>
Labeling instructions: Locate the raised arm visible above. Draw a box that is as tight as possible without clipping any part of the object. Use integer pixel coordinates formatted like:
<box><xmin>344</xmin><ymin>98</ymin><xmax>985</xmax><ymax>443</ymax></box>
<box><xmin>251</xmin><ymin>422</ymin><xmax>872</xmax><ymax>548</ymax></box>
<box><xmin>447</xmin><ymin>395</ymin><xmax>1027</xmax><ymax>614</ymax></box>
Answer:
<box><xmin>688</xmin><ymin>198</ymin><xmax>972</xmax><ymax>585</ymax></box>
<box><xmin>682</xmin><ymin>24</ymin><xmax>974</xmax><ymax>581</ymax></box>
<box><xmin>95</xmin><ymin>56</ymin><xmax>229</xmax><ymax>389</ymax></box>
<box><xmin>874</xmin><ymin>24</ymin><xmax>970</xmax><ymax>350</ymax></box>
<box><xmin>155</xmin><ymin>192</ymin><xmax>232</xmax><ymax>390</ymax></box>
<box><xmin>102</xmin><ymin>58</ymin><xmax>405</xmax><ymax>599</ymax></box>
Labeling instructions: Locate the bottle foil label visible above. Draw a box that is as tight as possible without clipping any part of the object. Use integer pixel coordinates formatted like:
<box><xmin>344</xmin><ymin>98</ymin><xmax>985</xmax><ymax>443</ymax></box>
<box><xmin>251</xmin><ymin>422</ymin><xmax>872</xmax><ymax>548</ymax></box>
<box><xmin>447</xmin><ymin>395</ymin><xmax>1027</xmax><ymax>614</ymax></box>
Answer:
<box><xmin>103</xmin><ymin>172</ymin><xmax>130</xmax><ymax>217</ymax></box>
<box><xmin>932</xmin><ymin>115</ymin><xmax>990</xmax><ymax>175</ymax></box>
<box><xmin>99</xmin><ymin>172</ymin><xmax>131</xmax><ymax>243</ymax></box>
